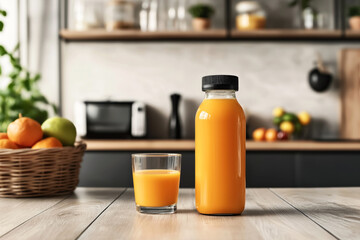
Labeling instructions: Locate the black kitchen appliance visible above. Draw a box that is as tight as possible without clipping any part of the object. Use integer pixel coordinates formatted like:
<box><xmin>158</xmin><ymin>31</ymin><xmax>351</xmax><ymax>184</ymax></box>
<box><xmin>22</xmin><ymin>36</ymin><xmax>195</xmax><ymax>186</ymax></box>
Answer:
<box><xmin>74</xmin><ymin>101</ymin><xmax>146</xmax><ymax>139</ymax></box>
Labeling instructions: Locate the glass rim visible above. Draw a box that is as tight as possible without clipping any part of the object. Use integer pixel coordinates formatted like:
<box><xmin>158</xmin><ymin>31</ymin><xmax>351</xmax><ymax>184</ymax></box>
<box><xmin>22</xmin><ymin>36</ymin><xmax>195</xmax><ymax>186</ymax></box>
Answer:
<box><xmin>132</xmin><ymin>153</ymin><xmax>181</xmax><ymax>158</ymax></box>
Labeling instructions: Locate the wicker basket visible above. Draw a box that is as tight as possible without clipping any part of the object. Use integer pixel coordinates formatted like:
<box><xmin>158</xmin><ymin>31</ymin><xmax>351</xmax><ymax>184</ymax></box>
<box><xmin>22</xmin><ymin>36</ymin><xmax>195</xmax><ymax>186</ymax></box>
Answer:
<box><xmin>0</xmin><ymin>142</ymin><xmax>86</xmax><ymax>198</ymax></box>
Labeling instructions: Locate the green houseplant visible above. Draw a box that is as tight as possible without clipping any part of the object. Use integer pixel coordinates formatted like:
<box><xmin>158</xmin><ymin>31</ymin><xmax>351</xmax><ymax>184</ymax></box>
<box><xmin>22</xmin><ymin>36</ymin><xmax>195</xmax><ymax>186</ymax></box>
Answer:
<box><xmin>188</xmin><ymin>4</ymin><xmax>215</xmax><ymax>31</ymax></box>
<box><xmin>348</xmin><ymin>6</ymin><xmax>360</xmax><ymax>30</ymax></box>
<box><xmin>0</xmin><ymin>8</ymin><xmax>57</xmax><ymax>132</ymax></box>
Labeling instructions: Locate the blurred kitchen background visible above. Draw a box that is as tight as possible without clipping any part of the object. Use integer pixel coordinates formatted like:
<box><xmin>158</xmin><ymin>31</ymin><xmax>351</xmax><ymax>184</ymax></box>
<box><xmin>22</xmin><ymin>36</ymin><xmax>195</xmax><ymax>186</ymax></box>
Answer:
<box><xmin>1</xmin><ymin>0</ymin><xmax>360</xmax><ymax>188</ymax></box>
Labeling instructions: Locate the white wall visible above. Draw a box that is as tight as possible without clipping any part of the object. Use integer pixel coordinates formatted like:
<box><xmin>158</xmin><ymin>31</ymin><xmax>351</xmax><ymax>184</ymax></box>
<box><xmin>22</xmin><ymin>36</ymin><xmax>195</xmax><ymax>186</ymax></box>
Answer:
<box><xmin>0</xmin><ymin>0</ymin><xmax>18</xmax><ymax>76</ymax></box>
<box><xmin>62</xmin><ymin>41</ymin><xmax>353</xmax><ymax>139</ymax></box>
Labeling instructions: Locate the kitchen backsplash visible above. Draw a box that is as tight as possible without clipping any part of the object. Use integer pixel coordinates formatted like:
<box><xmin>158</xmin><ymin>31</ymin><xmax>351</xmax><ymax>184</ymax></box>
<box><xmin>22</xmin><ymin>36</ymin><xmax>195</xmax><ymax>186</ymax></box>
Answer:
<box><xmin>62</xmin><ymin>42</ymin><xmax>360</xmax><ymax>139</ymax></box>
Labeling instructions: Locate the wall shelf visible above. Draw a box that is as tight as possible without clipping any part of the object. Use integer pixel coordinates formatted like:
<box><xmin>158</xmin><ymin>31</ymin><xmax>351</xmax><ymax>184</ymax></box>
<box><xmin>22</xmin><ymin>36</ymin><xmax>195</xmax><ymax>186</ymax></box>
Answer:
<box><xmin>345</xmin><ymin>30</ymin><xmax>360</xmax><ymax>39</ymax></box>
<box><xmin>59</xmin><ymin>29</ymin><xmax>358</xmax><ymax>41</ymax></box>
<box><xmin>60</xmin><ymin>29</ymin><xmax>227</xmax><ymax>40</ymax></box>
<box><xmin>231</xmin><ymin>29</ymin><xmax>342</xmax><ymax>39</ymax></box>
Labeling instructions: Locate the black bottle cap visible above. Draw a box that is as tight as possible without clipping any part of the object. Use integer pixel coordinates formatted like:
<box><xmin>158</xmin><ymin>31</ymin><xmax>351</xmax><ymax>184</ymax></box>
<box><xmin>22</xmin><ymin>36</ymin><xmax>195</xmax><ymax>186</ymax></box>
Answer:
<box><xmin>202</xmin><ymin>75</ymin><xmax>239</xmax><ymax>91</ymax></box>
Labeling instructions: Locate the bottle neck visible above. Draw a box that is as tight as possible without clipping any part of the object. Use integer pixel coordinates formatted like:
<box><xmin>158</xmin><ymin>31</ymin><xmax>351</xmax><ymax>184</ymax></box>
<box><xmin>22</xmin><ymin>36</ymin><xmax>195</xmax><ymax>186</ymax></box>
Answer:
<box><xmin>205</xmin><ymin>90</ymin><xmax>236</xmax><ymax>99</ymax></box>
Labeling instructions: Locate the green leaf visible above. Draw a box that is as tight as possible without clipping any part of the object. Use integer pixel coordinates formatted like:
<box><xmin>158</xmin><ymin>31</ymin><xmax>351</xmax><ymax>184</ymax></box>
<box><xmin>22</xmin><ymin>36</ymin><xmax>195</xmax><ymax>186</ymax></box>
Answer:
<box><xmin>0</xmin><ymin>45</ymin><xmax>7</xmax><ymax>56</ymax></box>
<box><xmin>7</xmin><ymin>81</ymin><xmax>15</xmax><ymax>91</ymax></box>
<box><xmin>22</xmin><ymin>78</ymin><xmax>31</xmax><ymax>91</ymax></box>
<box><xmin>0</xmin><ymin>21</ymin><xmax>3</xmax><ymax>32</ymax></box>
<box><xmin>0</xmin><ymin>10</ymin><xmax>7</xmax><ymax>17</ymax></box>
<box><xmin>8</xmin><ymin>69</ymin><xmax>20</xmax><ymax>79</ymax></box>
<box><xmin>33</xmin><ymin>73</ymin><xmax>41</xmax><ymax>82</ymax></box>
<box><xmin>0</xmin><ymin>65</ymin><xmax>2</xmax><ymax>75</ymax></box>
<box><xmin>12</xmin><ymin>43</ymin><xmax>20</xmax><ymax>53</ymax></box>
<box><xmin>31</xmin><ymin>95</ymin><xmax>49</xmax><ymax>104</ymax></box>
<box><xmin>9</xmin><ymin>55</ymin><xmax>21</xmax><ymax>70</ymax></box>
<box><xmin>188</xmin><ymin>4</ymin><xmax>214</xmax><ymax>18</ymax></box>
<box><xmin>51</xmin><ymin>103</ymin><xmax>59</xmax><ymax>114</ymax></box>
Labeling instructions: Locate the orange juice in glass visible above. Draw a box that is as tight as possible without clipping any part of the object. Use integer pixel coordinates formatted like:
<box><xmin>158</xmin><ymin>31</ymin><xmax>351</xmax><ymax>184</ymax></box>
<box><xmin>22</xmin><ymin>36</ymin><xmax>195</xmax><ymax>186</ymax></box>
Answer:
<box><xmin>132</xmin><ymin>153</ymin><xmax>181</xmax><ymax>214</ymax></box>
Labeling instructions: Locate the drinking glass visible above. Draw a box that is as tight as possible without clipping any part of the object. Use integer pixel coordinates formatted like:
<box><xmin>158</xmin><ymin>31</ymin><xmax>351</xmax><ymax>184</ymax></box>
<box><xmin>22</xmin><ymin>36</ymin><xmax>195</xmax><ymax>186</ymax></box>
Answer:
<box><xmin>132</xmin><ymin>153</ymin><xmax>181</xmax><ymax>214</ymax></box>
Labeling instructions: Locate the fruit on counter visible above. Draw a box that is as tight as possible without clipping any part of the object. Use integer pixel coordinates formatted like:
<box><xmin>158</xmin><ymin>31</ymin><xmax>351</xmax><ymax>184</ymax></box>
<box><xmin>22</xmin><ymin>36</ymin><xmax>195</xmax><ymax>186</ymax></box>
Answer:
<box><xmin>0</xmin><ymin>133</ymin><xmax>8</xmax><ymax>139</ymax></box>
<box><xmin>41</xmin><ymin>117</ymin><xmax>77</xmax><ymax>146</ymax></box>
<box><xmin>32</xmin><ymin>137</ymin><xmax>63</xmax><ymax>149</ymax></box>
<box><xmin>273</xmin><ymin>117</ymin><xmax>282</xmax><ymax>126</ymax></box>
<box><xmin>282</xmin><ymin>113</ymin><xmax>298</xmax><ymax>122</ymax></box>
<box><xmin>265</xmin><ymin>128</ymin><xmax>277</xmax><ymax>142</ymax></box>
<box><xmin>272</xmin><ymin>107</ymin><xmax>285</xmax><ymax>117</ymax></box>
<box><xmin>297</xmin><ymin>111</ymin><xmax>311</xmax><ymax>125</ymax></box>
<box><xmin>252</xmin><ymin>128</ymin><xmax>266</xmax><ymax>141</ymax></box>
<box><xmin>7</xmin><ymin>114</ymin><xmax>43</xmax><ymax>147</ymax></box>
<box><xmin>280</xmin><ymin>121</ymin><xmax>295</xmax><ymax>134</ymax></box>
<box><xmin>277</xmin><ymin>131</ymin><xmax>288</xmax><ymax>141</ymax></box>
<box><xmin>0</xmin><ymin>139</ymin><xmax>19</xmax><ymax>149</ymax></box>
<box><xmin>271</xmin><ymin>107</ymin><xmax>312</xmax><ymax>139</ymax></box>
<box><xmin>294</xmin><ymin>121</ymin><xmax>303</xmax><ymax>134</ymax></box>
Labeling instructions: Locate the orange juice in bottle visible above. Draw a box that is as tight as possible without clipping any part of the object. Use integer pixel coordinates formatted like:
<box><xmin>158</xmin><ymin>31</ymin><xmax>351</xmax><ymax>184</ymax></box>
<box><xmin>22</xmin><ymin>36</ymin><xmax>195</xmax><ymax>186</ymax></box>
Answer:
<box><xmin>195</xmin><ymin>75</ymin><xmax>246</xmax><ymax>215</ymax></box>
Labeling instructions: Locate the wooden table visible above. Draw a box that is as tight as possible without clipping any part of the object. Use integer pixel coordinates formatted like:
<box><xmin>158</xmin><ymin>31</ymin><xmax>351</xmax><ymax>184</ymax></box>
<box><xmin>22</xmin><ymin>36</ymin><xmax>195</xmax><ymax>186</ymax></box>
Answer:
<box><xmin>1</xmin><ymin>188</ymin><xmax>359</xmax><ymax>239</ymax></box>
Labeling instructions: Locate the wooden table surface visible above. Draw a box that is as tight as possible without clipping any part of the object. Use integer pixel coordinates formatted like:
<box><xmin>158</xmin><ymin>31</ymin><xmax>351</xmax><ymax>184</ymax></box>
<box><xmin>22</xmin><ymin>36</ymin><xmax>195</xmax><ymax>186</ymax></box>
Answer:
<box><xmin>1</xmin><ymin>187</ymin><xmax>359</xmax><ymax>240</ymax></box>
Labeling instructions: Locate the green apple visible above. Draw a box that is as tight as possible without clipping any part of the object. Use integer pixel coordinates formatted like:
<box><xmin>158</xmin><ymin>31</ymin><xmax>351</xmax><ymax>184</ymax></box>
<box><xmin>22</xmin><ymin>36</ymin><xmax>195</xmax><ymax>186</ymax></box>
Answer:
<box><xmin>41</xmin><ymin>117</ymin><xmax>77</xmax><ymax>146</ymax></box>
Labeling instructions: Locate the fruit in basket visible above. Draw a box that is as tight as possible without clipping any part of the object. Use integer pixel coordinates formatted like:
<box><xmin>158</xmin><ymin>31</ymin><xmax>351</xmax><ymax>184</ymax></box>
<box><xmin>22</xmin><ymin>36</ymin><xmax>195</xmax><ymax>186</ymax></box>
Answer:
<box><xmin>41</xmin><ymin>117</ymin><xmax>77</xmax><ymax>146</ymax></box>
<box><xmin>297</xmin><ymin>111</ymin><xmax>311</xmax><ymax>125</ymax></box>
<box><xmin>0</xmin><ymin>139</ymin><xmax>19</xmax><ymax>149</ymax></box>
<box><xmin>32</xmin><ymin>137</ymin><xmax>63</xmax><ymax>149</ymax></box>
<box><xmin>252</xmin><ymin>128</ymin><xmax>266</xmax><ymax>141</ymax></box>
<box><xmin>7</xmin><ymin>114</ymin><xmax>43</xmax><ymax>147</ymax></box>
<box><xmin>280</xmin><ymin>121</ymin><xmax>295</xmax><ymax>134</ymax></box>
<box><xmin>265</xmin><ymin>128</ymin><xmax>277</xmax><ymax>142</ymax></box>
<box><xmin>0</xmin><ymin>133</ymin><xmax>8</xmax><ymax>139</ymax></box>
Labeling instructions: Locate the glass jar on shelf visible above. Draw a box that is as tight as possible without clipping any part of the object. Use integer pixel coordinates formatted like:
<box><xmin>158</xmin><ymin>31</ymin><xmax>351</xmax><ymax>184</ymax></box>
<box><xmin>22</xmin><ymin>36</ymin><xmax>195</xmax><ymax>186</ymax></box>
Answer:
<box><xmin>73</xmin><ymin>0</ymin><xmax>104</xmax><ymax>30</ymax></box>
<box><xmin>105</xmin><ymin>0</ymin><xmax>136</xmax><ymax>31</ymax></box>
<box><xmin>235</xmin><ymin>1</ymin><xmax>266</xmax><ymax>30</ymax></box>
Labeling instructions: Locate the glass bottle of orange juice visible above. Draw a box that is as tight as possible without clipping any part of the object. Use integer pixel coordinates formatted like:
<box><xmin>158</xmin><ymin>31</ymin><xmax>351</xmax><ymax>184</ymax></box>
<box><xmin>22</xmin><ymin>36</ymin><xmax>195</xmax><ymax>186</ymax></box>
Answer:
<box><xmin>195</xmin><ymin>75</ymin><xmax>246</xmax><ymax>215</ymax></box>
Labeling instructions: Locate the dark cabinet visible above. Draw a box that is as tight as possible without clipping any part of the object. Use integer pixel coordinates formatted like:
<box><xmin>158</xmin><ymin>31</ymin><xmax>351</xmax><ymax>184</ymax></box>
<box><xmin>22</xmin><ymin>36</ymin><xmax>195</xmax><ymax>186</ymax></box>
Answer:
<box><xmin>79</xmin><ymin>151</ymin><xmax>360</xmax><ymax>188</ymax></box>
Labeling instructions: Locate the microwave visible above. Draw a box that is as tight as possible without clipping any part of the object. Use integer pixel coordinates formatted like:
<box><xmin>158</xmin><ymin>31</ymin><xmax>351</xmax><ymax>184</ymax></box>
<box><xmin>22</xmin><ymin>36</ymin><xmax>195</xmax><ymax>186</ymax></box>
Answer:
<box><xmin>74</xmin><ymin>101</ymin><xmax>146</xmax><ymax>139</ymax></box>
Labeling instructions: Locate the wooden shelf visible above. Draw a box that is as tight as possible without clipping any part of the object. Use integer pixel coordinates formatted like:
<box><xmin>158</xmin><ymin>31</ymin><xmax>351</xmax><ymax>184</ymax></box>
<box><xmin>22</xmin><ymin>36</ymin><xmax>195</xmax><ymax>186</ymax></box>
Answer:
<box><xmin>345</xmin><ymin>30</ymin><xmax>360</xmax><ymax>38</ymax></box>
<box><xmin>231</xmin><ymin>29</ymin><xmax>342</xmax><ymax>39</ymax></box>
<box><xmin>83</xmin><ymin>139</ymin><xmax>360</xmax><ymax>151</ymax></box>
<box><xmin>60</xmin><ymin>29</ymin><xmax>227</xmax><ymax>40</ymax></box>
<box><xmin>60</xmin><ymin>29</ymin><xmax>346</xmax><ymax>41</ymax></box>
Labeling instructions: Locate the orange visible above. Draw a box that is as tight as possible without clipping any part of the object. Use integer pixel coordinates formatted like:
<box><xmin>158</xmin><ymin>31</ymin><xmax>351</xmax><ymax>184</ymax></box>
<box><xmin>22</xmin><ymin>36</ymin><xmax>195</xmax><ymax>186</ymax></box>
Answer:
<box><xmin>32</xmin><ymin>137</ymin><xmax>63</xmax><ymax>149</ymax></box>
<box><xmin>0</xmin><ymin>139</ymin><xmax>19</xmax><ymax>149</ymax></box>
<box><xmin>265</xmin><ymin>128</ymin><xmax>278</xmax><ymax>142</ymax></box>
<box><xmin>0</xmin><ymin>133</ymin><xmax>8</xmax><ymax>139</ymax></box>
<box><xmin>7</xmin><ymin>114</ymin><xmax>43</xmax><ymax>147</ymax></box>
<box><xmin>252</xmin><ymin>128</ymin><xmax>266</xmax><ymax>141</ymax></box>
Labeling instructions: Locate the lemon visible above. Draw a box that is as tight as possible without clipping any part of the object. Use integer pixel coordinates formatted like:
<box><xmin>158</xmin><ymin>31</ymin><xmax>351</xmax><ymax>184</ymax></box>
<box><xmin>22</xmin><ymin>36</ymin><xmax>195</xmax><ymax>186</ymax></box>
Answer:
<box><xmin>298</xmin><ymin>111</ymin><xmax>311</xmax><ymax>125</ymax></box>
<box><xmin>280</xmin><ymin>121</ymin><xmax>295</xmax><ymax>134</ymax></box>
<box><xmin>272</xmin><ymin>107</ymin><xmax>285</xmax><ymax>117</ymax></box>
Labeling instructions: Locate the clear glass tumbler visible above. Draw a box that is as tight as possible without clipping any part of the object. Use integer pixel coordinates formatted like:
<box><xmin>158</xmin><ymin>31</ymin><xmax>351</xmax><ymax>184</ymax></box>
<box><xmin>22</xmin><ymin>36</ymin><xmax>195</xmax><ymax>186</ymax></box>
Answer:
<box><xmin>132</xmin><ymin>153</ymin><xmax>181</xmax><ymax>214</ymax></box>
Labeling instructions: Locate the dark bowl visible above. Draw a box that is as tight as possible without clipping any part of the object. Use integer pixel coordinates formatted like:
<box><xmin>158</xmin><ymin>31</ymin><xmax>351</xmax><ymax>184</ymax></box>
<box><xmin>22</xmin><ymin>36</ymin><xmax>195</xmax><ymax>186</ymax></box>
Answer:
<box><xmin>309</xmin><ymin>68</ymin><xmax>332</xmax><ymax>92</ymax></box>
